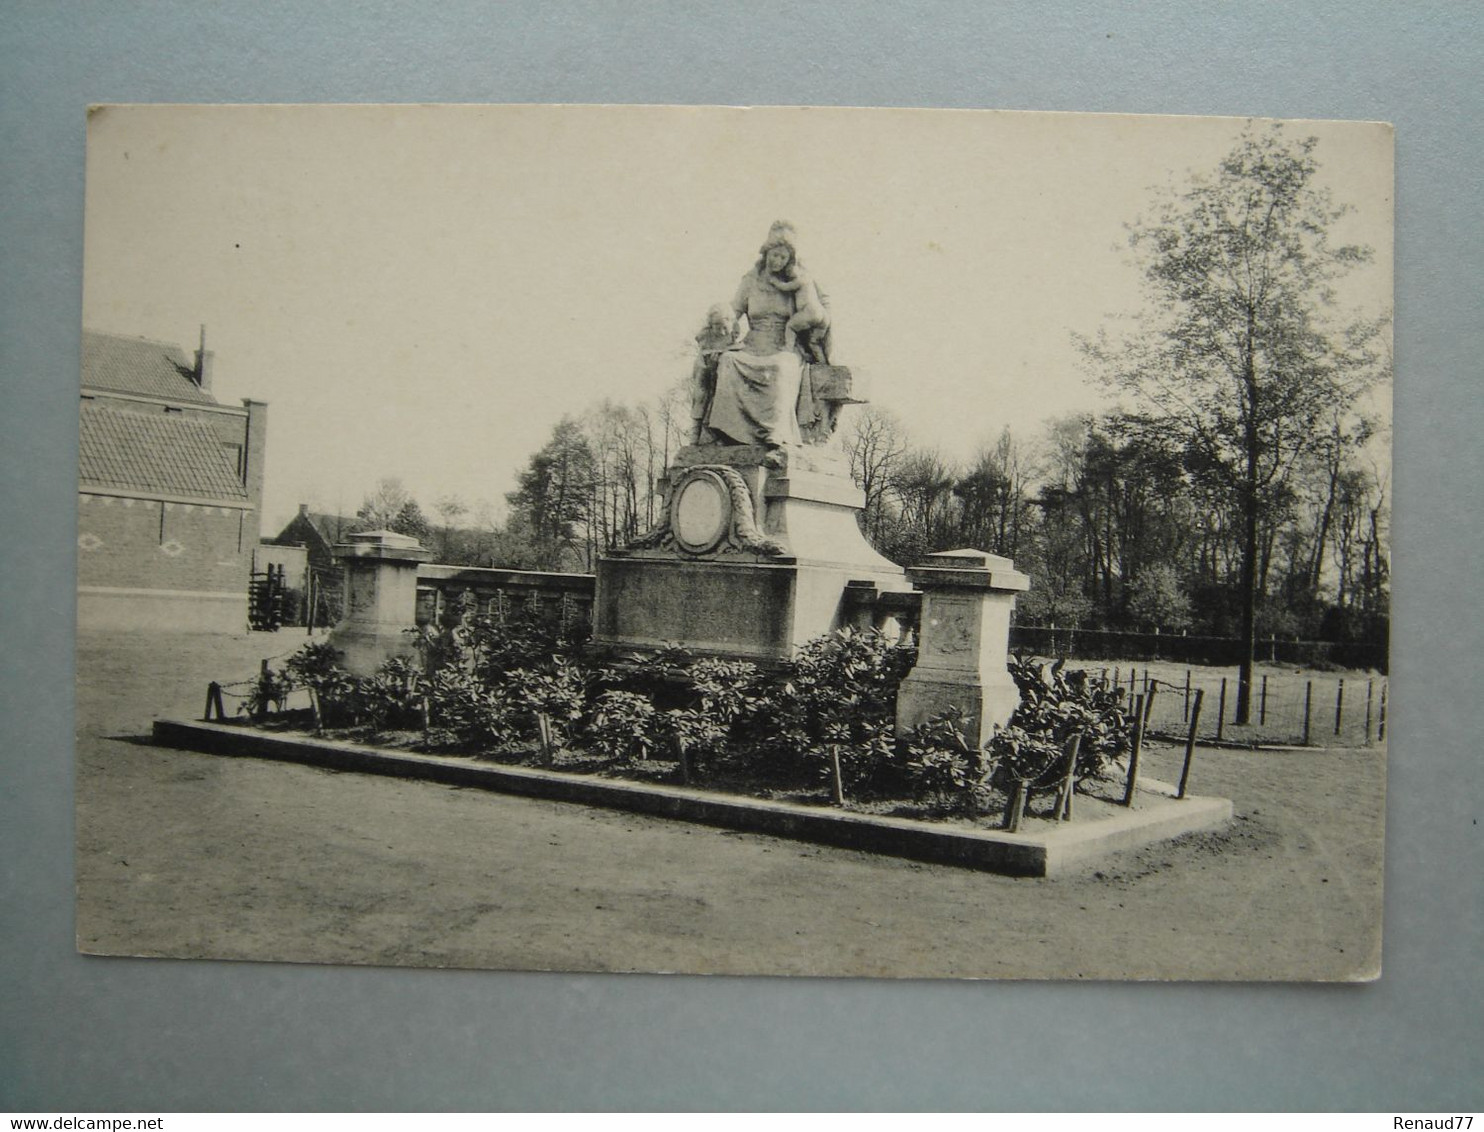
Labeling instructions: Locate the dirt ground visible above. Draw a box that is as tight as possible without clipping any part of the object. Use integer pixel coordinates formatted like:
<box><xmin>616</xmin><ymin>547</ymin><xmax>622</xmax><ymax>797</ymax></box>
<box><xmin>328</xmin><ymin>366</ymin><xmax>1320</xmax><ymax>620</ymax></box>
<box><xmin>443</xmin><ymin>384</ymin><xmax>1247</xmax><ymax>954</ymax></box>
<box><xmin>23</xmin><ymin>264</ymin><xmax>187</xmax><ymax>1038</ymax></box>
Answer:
<box><xmin>74</xmin><ymin>629</ymin><xmax>1386</xmax><ymax>980</ymax></box>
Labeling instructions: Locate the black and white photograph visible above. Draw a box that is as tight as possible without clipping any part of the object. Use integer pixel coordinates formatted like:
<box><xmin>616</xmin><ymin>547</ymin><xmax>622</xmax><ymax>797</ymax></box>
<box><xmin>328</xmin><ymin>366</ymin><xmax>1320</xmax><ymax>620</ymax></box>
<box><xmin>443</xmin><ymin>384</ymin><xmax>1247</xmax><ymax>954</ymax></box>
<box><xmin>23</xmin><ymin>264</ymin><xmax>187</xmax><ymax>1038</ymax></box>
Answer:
<box><xmin>75</xmin><ymin>104</ymin><xmax>1392</xmax><ymax>981</ymax></box>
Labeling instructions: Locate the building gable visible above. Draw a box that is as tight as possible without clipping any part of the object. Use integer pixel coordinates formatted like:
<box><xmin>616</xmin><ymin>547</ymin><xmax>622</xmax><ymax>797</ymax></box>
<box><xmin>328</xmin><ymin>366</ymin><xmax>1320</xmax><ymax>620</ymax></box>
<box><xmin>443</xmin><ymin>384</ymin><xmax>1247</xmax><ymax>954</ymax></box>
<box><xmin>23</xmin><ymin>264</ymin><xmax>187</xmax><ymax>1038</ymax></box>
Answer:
<box><xmin>81</xmin><ymin>329</ymin><xmax>217</xmax><ymax>405</ymax></box>
<box><xmin>79</xmin><ymin>405</ymin><xmax>248</xmax><ymax>501</ymax></box>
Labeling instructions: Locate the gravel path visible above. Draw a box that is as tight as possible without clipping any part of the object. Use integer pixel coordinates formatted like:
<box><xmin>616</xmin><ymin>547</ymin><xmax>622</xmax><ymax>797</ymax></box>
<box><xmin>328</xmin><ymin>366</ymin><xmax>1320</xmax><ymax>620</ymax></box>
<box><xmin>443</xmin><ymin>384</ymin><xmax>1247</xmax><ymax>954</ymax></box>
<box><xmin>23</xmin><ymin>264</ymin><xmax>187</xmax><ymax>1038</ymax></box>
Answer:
<box><xmin>75</xmin><ymin>630</ymin><xmax>1385</xmax><ymax>980</ymax></box>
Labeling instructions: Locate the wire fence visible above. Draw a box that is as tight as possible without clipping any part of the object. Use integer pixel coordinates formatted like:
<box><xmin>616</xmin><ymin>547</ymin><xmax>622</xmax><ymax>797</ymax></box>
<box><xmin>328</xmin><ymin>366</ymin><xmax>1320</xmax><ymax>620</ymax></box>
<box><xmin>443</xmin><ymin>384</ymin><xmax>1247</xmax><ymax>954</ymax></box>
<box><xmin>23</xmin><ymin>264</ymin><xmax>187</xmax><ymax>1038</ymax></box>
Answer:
<box><xmin>1009</xmin><ymin>624</ymin><xmax>1387</xmax><ymax>674</ymax></box>
<box><xmin>1093</xmin><ymin>662</ymin><xmax>1387</xmax><ymax>748</ymax></box>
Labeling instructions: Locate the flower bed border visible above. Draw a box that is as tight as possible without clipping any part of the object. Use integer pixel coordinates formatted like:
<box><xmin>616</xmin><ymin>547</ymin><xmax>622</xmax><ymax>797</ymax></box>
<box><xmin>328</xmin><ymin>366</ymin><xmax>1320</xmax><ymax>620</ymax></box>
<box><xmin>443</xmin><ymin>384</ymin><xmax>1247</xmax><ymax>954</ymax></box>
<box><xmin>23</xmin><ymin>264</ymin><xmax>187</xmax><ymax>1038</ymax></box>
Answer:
<box><xmin>152</xmin><ymin>718</ymin><xmax>1231</xmax><ymax>878</ymax></box>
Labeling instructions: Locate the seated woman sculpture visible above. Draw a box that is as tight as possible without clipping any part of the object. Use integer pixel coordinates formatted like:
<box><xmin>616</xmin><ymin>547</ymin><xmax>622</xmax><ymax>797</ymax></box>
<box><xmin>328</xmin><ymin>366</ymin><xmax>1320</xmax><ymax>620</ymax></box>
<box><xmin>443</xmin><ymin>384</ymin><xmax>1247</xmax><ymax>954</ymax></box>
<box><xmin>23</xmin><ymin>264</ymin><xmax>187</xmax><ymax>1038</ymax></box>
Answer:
<box><xmin>705</xmin><ymin>221</ymin><xmax>831</xmax><ymax>467</ymax></box>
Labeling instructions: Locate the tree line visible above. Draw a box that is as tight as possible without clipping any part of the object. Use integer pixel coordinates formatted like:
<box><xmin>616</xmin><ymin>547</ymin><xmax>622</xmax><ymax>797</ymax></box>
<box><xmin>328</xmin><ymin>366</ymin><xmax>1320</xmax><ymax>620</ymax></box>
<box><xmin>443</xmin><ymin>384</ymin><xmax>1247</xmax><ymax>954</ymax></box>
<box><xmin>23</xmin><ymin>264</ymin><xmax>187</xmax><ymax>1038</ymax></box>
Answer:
<box><xmin>348</xmin><ymin>125</ymin><xmax>1390</xmax><ymax>710</ymax></box>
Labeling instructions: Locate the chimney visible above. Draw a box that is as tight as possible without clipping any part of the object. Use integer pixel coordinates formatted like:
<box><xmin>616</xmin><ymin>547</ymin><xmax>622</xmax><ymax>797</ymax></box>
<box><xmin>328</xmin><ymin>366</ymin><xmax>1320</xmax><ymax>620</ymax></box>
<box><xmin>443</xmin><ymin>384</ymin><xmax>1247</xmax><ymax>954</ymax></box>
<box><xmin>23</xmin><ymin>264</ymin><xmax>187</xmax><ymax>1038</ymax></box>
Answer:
<box><xmin>193</xmin><ymin>324</ymin><xmax>215</xmax><ymax>392</ymax></box>
<box><xmin>299</xmin><ymin>503</ymin><xmax>310</xmax><ymax>518</ymax></box>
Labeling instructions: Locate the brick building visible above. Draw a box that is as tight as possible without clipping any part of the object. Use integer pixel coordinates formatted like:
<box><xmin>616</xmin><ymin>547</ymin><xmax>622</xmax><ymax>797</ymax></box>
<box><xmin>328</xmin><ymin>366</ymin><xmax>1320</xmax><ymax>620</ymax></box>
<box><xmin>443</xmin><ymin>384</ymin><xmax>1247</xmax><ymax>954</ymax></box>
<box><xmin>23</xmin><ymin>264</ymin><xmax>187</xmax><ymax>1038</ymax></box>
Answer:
<box><xmin>77</xmin><ymin>329</ymin><xmax>267</xmax><ymax>632</ymax></box>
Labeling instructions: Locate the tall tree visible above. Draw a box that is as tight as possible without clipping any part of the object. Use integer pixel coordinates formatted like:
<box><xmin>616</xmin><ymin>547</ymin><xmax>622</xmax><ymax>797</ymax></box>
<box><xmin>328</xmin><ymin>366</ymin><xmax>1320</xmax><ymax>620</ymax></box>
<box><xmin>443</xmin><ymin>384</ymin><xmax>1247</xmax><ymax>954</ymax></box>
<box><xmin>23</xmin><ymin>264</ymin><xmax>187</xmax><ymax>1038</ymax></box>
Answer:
<box><xmin>389</xmin><ymin>498</ymin><xmax>434</xmax><ymax>544</ymax></box>
<box><xmin>844</xmin><ymin>406</ymin><xmax>909</xmax><ymax>547</ymax></box>
<box><xmin>354</xmin><ymin>477</ymin><xmax>413</xmax><ymax>532</ymax></box>
<box><xmin>1081</xmin><ymin>125</ymin><xmax>1388</xmax><ymax>721</ymax></box>
<box><xmin>505</xmin><ymin>418</ymin><xmax>597</xmax><ymax>571</ymax></box>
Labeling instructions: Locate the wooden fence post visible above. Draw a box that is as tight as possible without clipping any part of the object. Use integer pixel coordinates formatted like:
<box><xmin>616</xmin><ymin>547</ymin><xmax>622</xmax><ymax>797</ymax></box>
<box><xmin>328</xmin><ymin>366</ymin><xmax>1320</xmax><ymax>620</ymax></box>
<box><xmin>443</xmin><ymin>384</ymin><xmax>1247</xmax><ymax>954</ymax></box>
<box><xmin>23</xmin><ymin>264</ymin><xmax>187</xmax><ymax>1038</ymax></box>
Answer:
<box><xmin>1003</xmin><ymin>781</ymin><xmax>1027</xmax><ymax>832</ymax></box>
<box><xmin>1303</xmin><ymin>681</ymin><xmax>1314</xmax><ymax>746</ymax></box>
<box><xmin>1178</xmin><ymin>688</ymin><xmax>1204</xmax><ymax>799</ymax></box>
<box><xmin>536</xmin><ymin>712</ymin><xmax>555</xmax><ymax>766</ymax></box>
<box><xmin>1365</xmin><ymin>680</ymin><xmax>1375</xmax><ymax>744</ymax></box>
<box><xmin>1183</xmin><ymin>669</ymin><xmax>1192</xmax><ymax>722</ymax></box>
<box><xmin>1378</xmin><ymin>682</ymin><xmax>1387</xmax><ymax>741</ymax></box>
<box><xmin>1216</xmin><ymin>677</ymin><xmax>1227</xmax><ymax>743</ymax></box>
<box><xmin>1260</xmin><ymin>674</ymin><xmax>1268</xmax><ymax>726</ymax></box>
<box><xmin>829</xmin><ymin>744</ymin><xmax>846</xmax><ymax>806</ymax></box>
<box><xmin>1058</xmin><ymin>732</ymin><xmax>1084</xmax><ymax>821</ymax></box>
<box><xmin>1334</xmin><ymin>678</ymin><xmax>1345</xmax><ymax>737</ymax></box>
<box><xmin>1122</xmin><ymin>694</ymin><xmax>1146</xmax><ymax>806</ymax></box>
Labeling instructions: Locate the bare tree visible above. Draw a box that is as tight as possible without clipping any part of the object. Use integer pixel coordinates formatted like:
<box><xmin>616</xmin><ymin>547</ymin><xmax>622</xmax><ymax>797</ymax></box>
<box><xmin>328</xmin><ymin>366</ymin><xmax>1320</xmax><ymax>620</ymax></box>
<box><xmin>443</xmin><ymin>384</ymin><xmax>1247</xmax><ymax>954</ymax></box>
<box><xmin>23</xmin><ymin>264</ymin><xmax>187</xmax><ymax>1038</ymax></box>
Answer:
<box><xmin>844</xmin><ymin>406</ymin><xmax>909</xmax><ymax>547</ymax></box>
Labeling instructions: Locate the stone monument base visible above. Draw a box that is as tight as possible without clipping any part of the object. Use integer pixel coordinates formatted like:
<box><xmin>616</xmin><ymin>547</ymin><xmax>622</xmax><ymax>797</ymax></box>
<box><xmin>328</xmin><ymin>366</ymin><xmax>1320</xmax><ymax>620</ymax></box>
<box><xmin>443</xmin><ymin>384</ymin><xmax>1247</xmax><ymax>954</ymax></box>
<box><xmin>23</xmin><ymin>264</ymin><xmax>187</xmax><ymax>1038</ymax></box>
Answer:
<box><xmin>593</xmin><ymin>444</ymin><xmax>910</xmax><ymax>662</ymax></box>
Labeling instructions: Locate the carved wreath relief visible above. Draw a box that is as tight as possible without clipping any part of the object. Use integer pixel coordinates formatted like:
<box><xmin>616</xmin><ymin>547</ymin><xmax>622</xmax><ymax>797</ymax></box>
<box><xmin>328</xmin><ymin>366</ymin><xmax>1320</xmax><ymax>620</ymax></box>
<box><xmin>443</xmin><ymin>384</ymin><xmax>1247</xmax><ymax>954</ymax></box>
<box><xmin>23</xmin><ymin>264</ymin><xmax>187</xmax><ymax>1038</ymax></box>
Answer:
<box><xmin>627</xmin><ymin>465</ymin><xmax>787</xmax><ymax>559</ymax></box>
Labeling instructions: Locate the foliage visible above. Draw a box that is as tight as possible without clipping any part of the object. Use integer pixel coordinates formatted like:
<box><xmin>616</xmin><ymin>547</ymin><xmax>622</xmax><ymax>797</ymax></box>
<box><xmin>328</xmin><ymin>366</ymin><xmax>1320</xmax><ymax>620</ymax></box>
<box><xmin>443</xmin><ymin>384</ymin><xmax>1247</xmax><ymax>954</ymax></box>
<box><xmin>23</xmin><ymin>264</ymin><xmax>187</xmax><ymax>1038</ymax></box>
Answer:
<box><xmin>660</xmin><ymin>707</ymin><xmax>729</xmax><ymax>760</ymax></box>
<box><xmin>354</xmin><ymin>656</ymin><xmax>425</xmax><ymax>731</ymax></box>
<box><xmin>504</xmin><ymin>658</ymin><xmax>589</xmax><ymax>742</ymax></box>
<box><xmin>989</xmin><ymin>656</ymin><xmax>1133</xmax><ymax>793</ymax></box>
<box><xmin>1079</xmin><ymin>124</ymin><xmax>1390</xmax><ymax>717</ymax></box>
<box><xmin>1125</xmin><ymin>563</ymin><xmax>1193</xmax><ymax>633</ymax></box>
<box><xmin>685</xmin><ymin>658</ymin><xmax>765</xmax><ymax>730</ymax></box>
<box><xmin>604</xmin><ymin>645</ymin><xmax>693</xmax><ymax>706</ymax></box>
<box><xmin>284</xmin><ymin>640</ymin><xmax>358</xmax><ymax>727</ymax></box>
<box><xmin>455</xmin><ymin>604</ymin><xmax>589</xmax><ymax>681</ymax></box>
<box><xmin>584</xmin><ymin>690</ymin><xmax>662</xmax><ymax>762</ymax></box>
<box><xmin>353</xmin><ymin>476</ymin><xmax>413</xmax><ymax>532</ymax></box>
<box><xmin>423</xmin><ymin>667</ymin><xmax>518</xmax><ymax>748</ymax></box>
<box><xmin>241</xmin><ymin>665</ymin><xmax>293</xmax><ymax>721</ymax></box>
<box><xmin>901</xmin><ymin>707</ymin><xmax>995</xmax><ymax>815</ymax></box>
<box><xmin>389</xmin><ymin>498</ymin><xmax>434</xmax><ymax>544</ymax></box>
<box><xmin>504</xmin><ymin>417</ymin><xmax>599</xmax><ymax>571</ymax></box>
<box><xmin>750</xmin><ymin>628</ymin><xmax>915</xmax><ymax>796</ymax></box>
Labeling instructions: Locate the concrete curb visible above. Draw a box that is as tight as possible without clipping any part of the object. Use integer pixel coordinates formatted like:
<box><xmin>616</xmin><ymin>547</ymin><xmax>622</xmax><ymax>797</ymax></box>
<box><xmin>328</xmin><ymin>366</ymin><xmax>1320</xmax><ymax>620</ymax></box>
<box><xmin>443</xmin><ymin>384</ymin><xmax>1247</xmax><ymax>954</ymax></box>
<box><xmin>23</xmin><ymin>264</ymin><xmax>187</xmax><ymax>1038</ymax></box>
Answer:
<box><xmin>152</xmin><ymin>719</ymin><xmax>1233</xmax><ymax>877</ymax></box>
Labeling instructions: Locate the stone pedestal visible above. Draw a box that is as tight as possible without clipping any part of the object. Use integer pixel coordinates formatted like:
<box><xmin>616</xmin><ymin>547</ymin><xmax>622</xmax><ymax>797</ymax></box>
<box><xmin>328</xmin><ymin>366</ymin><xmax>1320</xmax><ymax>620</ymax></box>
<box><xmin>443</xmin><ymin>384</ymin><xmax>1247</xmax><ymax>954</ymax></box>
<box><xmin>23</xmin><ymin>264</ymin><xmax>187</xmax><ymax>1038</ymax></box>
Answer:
<box><xmin>327</xmin><ymin>530</ymin><xmax>431</xmax><ymax>675</ymax></box>
<box><xmin>895</xmin><ymin>548</ymin><xmax>1031</xmax><ymax>748</ymax></box>
<box><xmin>594</xmin><ymin>444</ymin><xmax>911</xmax><ymax>662</ymax></box>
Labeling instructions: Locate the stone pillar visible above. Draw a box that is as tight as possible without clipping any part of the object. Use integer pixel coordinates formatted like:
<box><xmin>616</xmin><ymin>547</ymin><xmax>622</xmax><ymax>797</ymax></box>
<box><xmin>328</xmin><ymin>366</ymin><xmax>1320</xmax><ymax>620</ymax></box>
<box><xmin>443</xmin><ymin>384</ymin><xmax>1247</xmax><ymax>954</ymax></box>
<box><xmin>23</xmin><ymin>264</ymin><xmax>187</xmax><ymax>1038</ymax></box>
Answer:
<box><xmin>895</xmin><ymin>548</ymin><xmax>1031</xmax><ymax>749</ymax></box>
<box><xmin>327</xmin><ymin>530</ymin><xmax>431</xmax><ymax>675</ymax></box>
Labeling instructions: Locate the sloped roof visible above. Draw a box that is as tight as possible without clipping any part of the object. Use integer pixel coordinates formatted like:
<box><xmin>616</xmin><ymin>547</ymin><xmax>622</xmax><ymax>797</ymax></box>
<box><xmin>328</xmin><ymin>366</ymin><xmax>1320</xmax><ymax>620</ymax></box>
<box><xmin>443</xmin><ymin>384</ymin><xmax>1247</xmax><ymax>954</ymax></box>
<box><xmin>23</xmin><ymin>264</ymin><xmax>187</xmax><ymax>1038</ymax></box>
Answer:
<box><xmin>81</xmin><ymin>329</ymin><xmax>218</xmax><ymax>405</ymax></box>
<box><xmin>79</xmin><ymin>405</ymin><xmax>248</xmax><ymax>500</ymax></box>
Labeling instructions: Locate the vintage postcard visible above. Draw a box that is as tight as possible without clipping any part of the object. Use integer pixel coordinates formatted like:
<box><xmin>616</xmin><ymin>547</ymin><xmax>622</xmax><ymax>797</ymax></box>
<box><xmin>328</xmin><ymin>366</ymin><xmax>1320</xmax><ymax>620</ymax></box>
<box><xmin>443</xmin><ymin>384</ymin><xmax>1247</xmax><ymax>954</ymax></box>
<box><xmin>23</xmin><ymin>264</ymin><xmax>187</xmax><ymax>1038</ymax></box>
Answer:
<box><xmin>77</xmin><ymin>105</ymin><xmax>1392</xmax><ymax>979</ymax></box>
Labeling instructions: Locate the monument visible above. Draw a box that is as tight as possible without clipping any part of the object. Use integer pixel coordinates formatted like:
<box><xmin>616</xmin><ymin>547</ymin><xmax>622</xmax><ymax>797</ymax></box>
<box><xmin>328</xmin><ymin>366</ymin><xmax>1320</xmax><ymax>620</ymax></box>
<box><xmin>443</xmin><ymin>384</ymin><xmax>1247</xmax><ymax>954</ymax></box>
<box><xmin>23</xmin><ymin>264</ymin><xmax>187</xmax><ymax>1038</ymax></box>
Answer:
<box><xmin>593</xmin><ymin>221</ymin><xmax>914</xmax><ymax>661</ymax></box>
<box><xmin>326</xmin><ymin>529</ymin><xmax>430</xmax><ymax>675</ymax></box>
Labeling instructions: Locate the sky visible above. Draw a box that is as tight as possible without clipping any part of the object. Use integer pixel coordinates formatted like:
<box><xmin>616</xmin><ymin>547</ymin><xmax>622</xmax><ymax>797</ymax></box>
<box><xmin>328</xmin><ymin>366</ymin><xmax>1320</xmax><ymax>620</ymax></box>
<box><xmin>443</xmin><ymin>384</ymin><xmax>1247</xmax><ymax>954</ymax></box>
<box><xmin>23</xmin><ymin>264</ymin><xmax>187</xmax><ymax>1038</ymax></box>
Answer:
<box><xmin>81</xmin><ymin>105</ymin><xmax>1393</xmax><ymax>533</ymax></box>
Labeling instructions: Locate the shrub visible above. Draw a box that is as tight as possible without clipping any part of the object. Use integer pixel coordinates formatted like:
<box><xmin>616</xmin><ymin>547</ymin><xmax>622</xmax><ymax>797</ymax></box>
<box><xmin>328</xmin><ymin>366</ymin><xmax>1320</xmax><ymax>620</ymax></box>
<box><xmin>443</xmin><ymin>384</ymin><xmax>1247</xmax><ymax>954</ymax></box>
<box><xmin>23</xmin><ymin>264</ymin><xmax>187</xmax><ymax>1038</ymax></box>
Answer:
<box><xmin>423</xmin><ymin>667</ymin><xmax>519</xmax><ymax>749</ymax></box>
<box><xmin>355</xmin><ymin>656</ymin><xmax>425</xmax><ymax>731</ymax></box>
<box><xmin>750</xmin><ymin>628</ymin><xmax>915</xmax><ymax>797</ymax></box>
<box><xmin>902</xmin><ymin>707</ymin><xmax>995</xmax><ymax>815</ymax></box>
<box><xmin>601</xmin><ymin>645</ymin><xmax>694</xmax><ymax>707</ymax></box>
<box><xmin>284</xmin><ymin>641</ymin><xmax>358</xmax><ymax>727</ymax></box>
<box><xmin>464</xmin><ymin>605</ymin><xmax>590</xmax><ymax>680</ymax></box>
<box><xmin>585</xmin><ymin>689</ymin><xmax>662</xmax><ymax>762</ymax></box>
<box><xmin>241</xmin><ymin>665</ymin><xmax>293</xmax><ymax>722</ymax></box>
<box><xmin>988</xmin><ymin>656</ymin><xmax>1133</xmax><ymax>796</ymax></box>
<box><xmin>685</xmin><ymin>657</ymin><xmax>766</xmax><ymax>731</ymax></box>
<box><xmin>505</xmin><ymin>658</ymin><xmax>589</xmax><ymax>743</ymax></box>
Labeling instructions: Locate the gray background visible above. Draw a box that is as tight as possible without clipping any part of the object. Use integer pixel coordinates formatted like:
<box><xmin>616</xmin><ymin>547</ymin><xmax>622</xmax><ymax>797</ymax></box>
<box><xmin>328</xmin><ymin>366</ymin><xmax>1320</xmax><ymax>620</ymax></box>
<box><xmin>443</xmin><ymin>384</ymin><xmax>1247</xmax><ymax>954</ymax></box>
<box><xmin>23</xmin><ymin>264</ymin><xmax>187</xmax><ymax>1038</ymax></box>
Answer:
<box><xmin>2</xmin><ymin>0</ymin><xmax>1479</xmax><ymax>1112</ymax></box>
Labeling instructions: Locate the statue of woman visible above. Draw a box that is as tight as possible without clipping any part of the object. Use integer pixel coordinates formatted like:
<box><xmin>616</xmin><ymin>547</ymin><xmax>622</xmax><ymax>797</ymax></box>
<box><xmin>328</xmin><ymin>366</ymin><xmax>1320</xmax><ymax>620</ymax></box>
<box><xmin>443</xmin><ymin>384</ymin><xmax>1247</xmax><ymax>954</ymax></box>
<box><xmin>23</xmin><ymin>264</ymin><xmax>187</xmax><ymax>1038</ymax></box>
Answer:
<box><xmin>705</xmin><ymin>221</ymin><xmax>831</xmax><ymax>466</ymax></box>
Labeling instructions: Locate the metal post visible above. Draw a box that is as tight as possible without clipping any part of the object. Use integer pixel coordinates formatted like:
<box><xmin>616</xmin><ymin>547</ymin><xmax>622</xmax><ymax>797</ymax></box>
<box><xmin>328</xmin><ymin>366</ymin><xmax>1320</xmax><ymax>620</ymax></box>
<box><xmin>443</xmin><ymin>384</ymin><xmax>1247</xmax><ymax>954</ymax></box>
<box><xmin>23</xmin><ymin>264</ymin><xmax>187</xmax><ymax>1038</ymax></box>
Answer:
<box><xmin>1303</xmin><ymin>681</ymin><xmax>1313</xmax><ymax>746</ymax></box>
<box><xmin>1216</xmin><ymin>677</ymin><xmax>1227</xmax><ymax>743</ymax></box>
<box><xmin>1334</xmin><ymin>678</ymin><xmax>1345</xmax><ymax>737</ymax></box>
